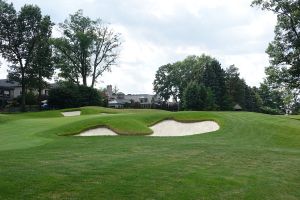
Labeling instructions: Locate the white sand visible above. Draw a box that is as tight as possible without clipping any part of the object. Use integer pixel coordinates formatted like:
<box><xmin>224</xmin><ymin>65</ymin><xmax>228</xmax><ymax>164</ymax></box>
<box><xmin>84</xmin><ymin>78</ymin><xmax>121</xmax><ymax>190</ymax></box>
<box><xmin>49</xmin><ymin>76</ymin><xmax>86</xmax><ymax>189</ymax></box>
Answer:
<box><xmin>61</xmin><ymin>111</ymin><xmax>81</xmax><ymax>117</ymax></box>
<box><xmin>76</xmin><ymin>127</ymin><xmax>118</xmax><ymax>136</ymax></box>
<box><xmin>149</xmin><ymin>120</ymin><xmax>219</xmax><ymax>137</ymax></box>
<box><xmin>75</xmin><ymin>120</ymin><xmax>219</xmax><ymax>137</ymax></box>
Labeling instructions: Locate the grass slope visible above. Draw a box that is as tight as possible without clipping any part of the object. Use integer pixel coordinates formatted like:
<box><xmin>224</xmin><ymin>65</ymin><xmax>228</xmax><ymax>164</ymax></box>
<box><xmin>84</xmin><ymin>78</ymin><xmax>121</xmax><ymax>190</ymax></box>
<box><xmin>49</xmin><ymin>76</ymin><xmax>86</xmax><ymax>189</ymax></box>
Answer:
<box><xmin>0</xmin><ymin>107</ymin><xmax>299</xmax><ymax>199</ymax></box>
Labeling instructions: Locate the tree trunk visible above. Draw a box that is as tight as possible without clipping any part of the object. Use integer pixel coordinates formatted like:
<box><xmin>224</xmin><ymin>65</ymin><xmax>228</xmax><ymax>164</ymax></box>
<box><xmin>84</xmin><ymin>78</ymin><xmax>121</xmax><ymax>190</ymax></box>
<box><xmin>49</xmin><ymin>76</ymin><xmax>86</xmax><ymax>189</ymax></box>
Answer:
<box><xmin>38</xmin><ymin>72</ymin><xmax>42</xmax><ymax>110</ymax></box>
<box><xmin>21</xmin><ymin>71</ymin><xmax>26</xmax><ymax>112</ymax></box>
<box><xmin>91</xmin><ymin>76</ymin><xmax>95</xmax><ymax>88</ymax></box>
<box><xmin>83</xmin><ymin>75</ymin><xmax>87</xmax><ymax>86</ymax></box>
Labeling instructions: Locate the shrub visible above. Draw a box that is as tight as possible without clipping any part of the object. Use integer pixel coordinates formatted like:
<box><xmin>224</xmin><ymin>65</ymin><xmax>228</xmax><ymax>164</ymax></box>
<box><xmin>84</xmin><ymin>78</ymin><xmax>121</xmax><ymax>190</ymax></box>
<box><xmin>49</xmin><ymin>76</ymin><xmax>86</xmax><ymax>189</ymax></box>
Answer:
<box><xmin>48</xmin><ymin>83</ymin><xmax>103</xmax><ymax>109</ymax></box>
<box><xmin>259</xmin><ymin>106</ymin><xmax>284</xmax><ymax>115</ymax></box>
<box><xmin>16</xmin><ymin>91</ymin><xmax>38</xmax><ymax>105</ymax></box>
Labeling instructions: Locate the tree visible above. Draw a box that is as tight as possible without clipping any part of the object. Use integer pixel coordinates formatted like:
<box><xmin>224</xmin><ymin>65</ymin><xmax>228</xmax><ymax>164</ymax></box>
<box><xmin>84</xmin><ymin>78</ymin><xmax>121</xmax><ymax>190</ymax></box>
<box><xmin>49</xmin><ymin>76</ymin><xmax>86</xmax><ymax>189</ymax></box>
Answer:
<box><xmin>48</xmin><ymin>82</ymin><xmax>103</xmax><ymax>109</ymax></box>
<box><xmin>225</xmin><ymin>65</ymin><xmax>247</xmax><ymax>109</ymax></box>
<box><xmin>29</xmin><ymin>16</ymin><xmax>54</xmax><ymax>102</ymax></box>
<box><xmin>153</xmin><ymin>64</ymin><xmax>176</xmax><ymax>101</ymax></box>
<box><xmin>201</xmin><ymin>55</ymin><xmax>227</xmax><ymax>110</ymax></box>
<box><xmin>52</xmin><ymin>10</ymin><xmax>121</xmax><ymax>88</ymax></box>
<box><xmin>259</xmin><ymin>80</ymin><xmax>285</xmax><ymax>112</ymax></box>
<box><xmin>0</xmin><ymin>1</ymin><xmax>53</xmax><ymax>111</ymax></box>
<box><xmin>259</xmin><ymin>66</ymin><xmax>299</xmax><ymax>114</ymax></box>
<box><xmin>112</xmin><ymin>85</ymin><xmax>119</xmax><ymax>94</ymax></box>
<box><xmin>252</xmin><ymin>0</ymin><xmax>300</xmax><ymax>88</ymax></box>
<box><xmin>153</xmin><ymin>54</ymin><xmax>265</xmax><ymax>112</ymax></box>
<box><xmin>182</xmin><ymin>82</ymin><xmax>210</xmax><ymax>110</ymax></box>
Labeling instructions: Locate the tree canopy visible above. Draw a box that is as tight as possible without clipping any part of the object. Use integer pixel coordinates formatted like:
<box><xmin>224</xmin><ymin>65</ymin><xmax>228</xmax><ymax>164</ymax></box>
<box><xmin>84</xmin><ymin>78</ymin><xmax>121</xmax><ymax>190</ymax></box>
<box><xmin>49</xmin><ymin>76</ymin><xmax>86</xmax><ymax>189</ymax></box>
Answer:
<box><xmin>153</xmin><ymin>54</ymin><xmax>262</xmax><ymax>111</ymax></box>
<box><xmin>252</xmin><ymin>0</ymin><xmax>300</xmax><ymax>88</ymax></box>
<box><xmin>52</xmin><ymin>10</ymin><xmax>121</xmax><ymax>88</ymax></box>
<box><xmin>0</xmin><ymin>1</ymin><xmax>53</xmax><ymax>111</ymax></box>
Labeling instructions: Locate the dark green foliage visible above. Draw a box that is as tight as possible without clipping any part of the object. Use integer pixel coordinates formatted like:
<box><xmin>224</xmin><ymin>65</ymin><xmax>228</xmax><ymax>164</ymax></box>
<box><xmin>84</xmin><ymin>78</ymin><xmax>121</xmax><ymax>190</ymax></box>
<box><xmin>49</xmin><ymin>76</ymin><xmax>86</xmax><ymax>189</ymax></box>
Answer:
<box><xmin>153</xmin><ymin>64</ymin><xmax>175</xmax><ymax>101</ymax></box>
<box><xmin>48</xmin><ymin>83</ymin><xmax>102</xmax><ymax>109</ymax></box>
<box><xmin>154</xmin><ymin>54</ymin><xmax>227</xmax><ymax>109</ymax></box>
<box><xmin>154</xmin><ymin>55</ymin><xmax>262</xmax><ymax>111</ymax></box>
<box><xmin>252</xmin><ymin>0</ymin><xmax>300</xmax><ymax>89</ymax></box>
<box><xmin>225</xmin><ymin>65</ymin><xmax>246</xmax><ymax>109</ymax></box>
<box><xmin>244</xmin><ymin>86</ymin><xmax>262</xmax><ymax>112</ymax></box>
<box><xmin>202</xmin><ymin>56</ymin><xmax>227</xmax><ymax>109</ymax></box>
<box><xmin>15</xmin><ymin>91</ymin><xmax>38</xmax><ymax>106</ymax></box>
<box><xmin>258</xmin><ymin>81</ymin><xmax>285</xmax><ymax>112</ymax></box>
<box><xmin>259</xmin><ymin>106</ymin><xmax>284</xmax><ymax>115</ymax></box>
<box><xmin>0</xmin><ymin>1</ymin><xmax>53</xmax><ymax>111</ymax></box>
<box><xmin>52</xmin><ymin>10</ymin><xmax>121</xmax><ymax>87</ymax></box>
<box><xmin>182</xmin><ymin>82</ymin><xmax>215</xmax><ymax>110</ymax></box>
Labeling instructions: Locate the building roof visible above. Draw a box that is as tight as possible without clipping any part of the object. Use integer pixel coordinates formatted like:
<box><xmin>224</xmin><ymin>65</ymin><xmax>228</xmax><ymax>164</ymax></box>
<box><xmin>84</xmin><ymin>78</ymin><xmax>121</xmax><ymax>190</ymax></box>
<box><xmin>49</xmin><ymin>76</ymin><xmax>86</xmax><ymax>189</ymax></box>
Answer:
<box><xmin>234</xmin><ymin>104</ymin><xmax>242</xmax><ymax>110</ymax></box>
<box><xmin>0</xmin><ymin>79</ymin><xmax>20</xmax><ymax>88</ymax></box>
<box><xmin>108</xmin><ymin>99</ymin><xmax>130</xmax><ymax>105</ymax></box>
<box><xmin>125</xmin><ymin>94</ymin><xmax>154</xmax><ymax>102</ymax></box>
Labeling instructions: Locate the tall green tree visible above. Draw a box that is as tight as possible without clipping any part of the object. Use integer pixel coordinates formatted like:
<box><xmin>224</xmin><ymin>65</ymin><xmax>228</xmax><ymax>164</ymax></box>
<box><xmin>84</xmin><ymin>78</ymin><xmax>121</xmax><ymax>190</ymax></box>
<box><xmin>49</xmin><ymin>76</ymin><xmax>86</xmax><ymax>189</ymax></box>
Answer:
<box><xmin>52</xmin><ymin>10</ymin><xmax>121</xmax><ymax>88</ymax></box>
<box><xmin>252</xmin><ymin>0</ymin><xmax>300</xmax><ymax>88</ymax></box>
<box><xmin>182</xmin><ymin>82</ymin><xmax>210</xmax><ymax>111</ymax></box>
<box><xmin>153</xmin><ymin>63</ymin><xmax>177</xmax><ymax>101</ymax></box>
<box><xmin>201</xmin><ymin>55</ymin><xmax>227</xmax><ymax>110</ymax></box>
<box><xmin>30</xmin><ymin>16</ymin><xmax>54</xmax><ymax>101</ymax></box>
<box><xmin>259</xmin><ymin>66</ymin><xmax>299</xmax><ymax>114</ymax></box>
<box><xmin>225</xmin><ymin>65</ymin><xmax>247</xmax><ymax>109</ymax></box>
<box><xmin>0</xmin><ymin>1</ymin><xmax>53</xmax><ymax>111</ymax></box>
<box><xmin>153</xmin><ymin>54</ymin><xmax>264</xmax><ymax>111</ymax></box>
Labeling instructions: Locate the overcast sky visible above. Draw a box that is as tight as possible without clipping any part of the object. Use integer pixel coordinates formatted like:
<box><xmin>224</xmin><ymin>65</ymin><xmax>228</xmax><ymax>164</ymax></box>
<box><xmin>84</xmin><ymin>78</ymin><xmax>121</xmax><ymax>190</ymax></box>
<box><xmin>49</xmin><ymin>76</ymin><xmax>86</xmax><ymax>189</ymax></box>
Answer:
<box><xmin>0</xmin><ymin>0</ymin><xmax>276</xmax><ymax>94</ymax></box>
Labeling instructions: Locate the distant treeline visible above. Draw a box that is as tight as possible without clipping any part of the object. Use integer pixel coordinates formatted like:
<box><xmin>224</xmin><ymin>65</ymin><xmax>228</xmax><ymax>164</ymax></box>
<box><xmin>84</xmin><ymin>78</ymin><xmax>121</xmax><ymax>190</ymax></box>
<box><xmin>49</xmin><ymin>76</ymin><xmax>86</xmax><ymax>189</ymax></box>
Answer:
<box><xmin>153</xmin><ymin>54</ymin><xmax>299</xmax><ymax>114</ymax></box>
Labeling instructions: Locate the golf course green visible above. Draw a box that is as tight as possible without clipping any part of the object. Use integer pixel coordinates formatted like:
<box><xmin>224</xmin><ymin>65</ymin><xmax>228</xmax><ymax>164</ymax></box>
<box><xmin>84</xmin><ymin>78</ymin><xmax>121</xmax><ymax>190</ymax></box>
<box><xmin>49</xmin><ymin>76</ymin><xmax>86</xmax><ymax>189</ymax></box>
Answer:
<box><xmin>0</xmin><ymin>107</ymin><xmax>299</xmax><ymax>199</ymax></box>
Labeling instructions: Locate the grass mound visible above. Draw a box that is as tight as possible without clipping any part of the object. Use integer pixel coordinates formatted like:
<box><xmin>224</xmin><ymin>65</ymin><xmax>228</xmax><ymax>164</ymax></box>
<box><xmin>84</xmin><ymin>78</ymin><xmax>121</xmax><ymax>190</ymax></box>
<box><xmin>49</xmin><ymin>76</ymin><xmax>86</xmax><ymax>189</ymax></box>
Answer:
<box><xmin>0</xmin><ymin>107</ymin><xmax>299</xmax><ymax>199</ymax></box>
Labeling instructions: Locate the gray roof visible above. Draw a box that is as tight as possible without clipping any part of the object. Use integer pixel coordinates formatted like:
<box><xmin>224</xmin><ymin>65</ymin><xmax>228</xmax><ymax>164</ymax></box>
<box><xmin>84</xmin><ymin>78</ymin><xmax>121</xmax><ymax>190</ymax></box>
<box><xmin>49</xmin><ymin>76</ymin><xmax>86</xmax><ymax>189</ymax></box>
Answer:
<box><xmin>0</xmin><ymin>79</ymin><xmax>20</xmax><ymax>88</ymax></box>
<box><xmin>234</xmin><ymin>104</ymin><xmax>242</xmax><ymax>110</ymax></box>
<box><xmin>125</xmin><ymin>94</ymin><xmax>154</xmax><ymax>102</ymax></box>
<box><xmin>108</xmin><ymin>99</ymin><xmax>130</xmax><ymax>105</ymax></box>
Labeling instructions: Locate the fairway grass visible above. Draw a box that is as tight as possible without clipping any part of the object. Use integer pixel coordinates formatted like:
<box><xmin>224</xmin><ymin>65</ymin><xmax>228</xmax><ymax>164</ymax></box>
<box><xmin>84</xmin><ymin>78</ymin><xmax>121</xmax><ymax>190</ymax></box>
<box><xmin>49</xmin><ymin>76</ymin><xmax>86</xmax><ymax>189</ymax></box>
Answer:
<box><xmin>0</xmin><ymin>107</ymin><xmax>300</xmax><ymax>199</ymax></box>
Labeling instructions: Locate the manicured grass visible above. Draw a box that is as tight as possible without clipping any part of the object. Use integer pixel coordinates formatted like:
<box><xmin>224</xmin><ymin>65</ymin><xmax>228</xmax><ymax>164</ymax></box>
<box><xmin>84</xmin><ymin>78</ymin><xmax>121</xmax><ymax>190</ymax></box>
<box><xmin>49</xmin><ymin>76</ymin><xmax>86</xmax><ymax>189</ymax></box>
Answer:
<box><xmin>0</xmin><ymin>107</ymin><xmax>299</xmax><ymax>199</ymax></box>
<box><xmin>287</xmin><ymin>115</ymin><xmax>300</xmax><ymax>121</ymax></box>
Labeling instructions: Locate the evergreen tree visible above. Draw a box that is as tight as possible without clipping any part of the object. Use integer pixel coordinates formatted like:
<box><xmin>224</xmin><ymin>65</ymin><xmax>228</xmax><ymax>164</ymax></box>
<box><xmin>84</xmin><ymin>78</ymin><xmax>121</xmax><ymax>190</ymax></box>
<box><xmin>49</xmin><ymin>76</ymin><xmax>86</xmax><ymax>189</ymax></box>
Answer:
<box><xmin>202</xmin><ymin>55</ymin><xmax>227</xmax><ymax>110</ymax></box>
<box><xmin>182</xmin><ymin>82</ymin><xmax>210</xmax><ymax>111</ymax></box>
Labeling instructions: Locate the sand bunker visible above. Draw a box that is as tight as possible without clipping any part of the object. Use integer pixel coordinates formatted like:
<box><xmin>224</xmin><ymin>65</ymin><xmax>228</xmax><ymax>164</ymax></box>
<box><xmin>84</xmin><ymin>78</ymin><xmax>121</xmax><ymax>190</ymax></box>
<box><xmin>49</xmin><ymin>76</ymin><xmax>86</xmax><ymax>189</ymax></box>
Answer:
<box><xmin>149</xmin><ymin>120</ymin><xmax>219</xmax><ymax>137</ymax></box>
<box><xmin>62</xmin><ymin>111</ymin><xmax>81</xmax><ymax>117</ymax></box>
<box><xmin>76</xmin><ymin>127</ymin><xmax>117</xmax><ymax>136</ymax></box>
<box><xmin>75</xmin><ymin>120</ymin><xmax>219</xmax><ymax>137</ymax></box>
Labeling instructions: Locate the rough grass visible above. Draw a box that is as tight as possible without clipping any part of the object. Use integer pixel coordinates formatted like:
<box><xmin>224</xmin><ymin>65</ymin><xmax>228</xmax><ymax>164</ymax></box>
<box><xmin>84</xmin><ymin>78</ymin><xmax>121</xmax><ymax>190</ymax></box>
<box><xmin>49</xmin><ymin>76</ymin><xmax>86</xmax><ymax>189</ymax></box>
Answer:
<box><xmin>0</xmin><ymin>107</ymin><xmax>299</xmax><ymax>199</ymax></box>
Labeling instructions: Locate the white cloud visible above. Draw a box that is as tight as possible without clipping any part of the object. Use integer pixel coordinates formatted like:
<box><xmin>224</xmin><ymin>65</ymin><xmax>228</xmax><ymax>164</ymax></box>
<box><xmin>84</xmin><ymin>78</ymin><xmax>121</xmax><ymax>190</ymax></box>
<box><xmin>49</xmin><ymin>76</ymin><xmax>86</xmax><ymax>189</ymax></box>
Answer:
<box><xmin>0</xmin><ymin>0</ymin><xmax>277</xmax><ymax>94</ymax></box>
<box><xmin>220</xmin><ymin>53</ymin><xmax>269</xmax><ymax>86</ymax></box>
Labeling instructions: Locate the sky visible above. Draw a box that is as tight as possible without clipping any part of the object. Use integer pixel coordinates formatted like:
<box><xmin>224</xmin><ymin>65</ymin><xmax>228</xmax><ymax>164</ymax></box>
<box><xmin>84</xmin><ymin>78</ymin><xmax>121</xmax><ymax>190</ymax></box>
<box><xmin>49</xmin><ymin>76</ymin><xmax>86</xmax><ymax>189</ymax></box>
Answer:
<box><xmin>0</xmin><ymin>0</ymin><xmax>277</xmax><ymax>94</ymax></box>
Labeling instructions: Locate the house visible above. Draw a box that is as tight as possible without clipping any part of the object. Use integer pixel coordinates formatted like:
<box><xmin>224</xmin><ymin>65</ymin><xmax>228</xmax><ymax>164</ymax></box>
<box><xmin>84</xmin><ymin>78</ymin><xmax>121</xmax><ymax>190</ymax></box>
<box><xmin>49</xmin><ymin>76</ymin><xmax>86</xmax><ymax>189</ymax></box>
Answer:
<box><xmin>0</xmin><ymin>79</ymin><xmax>49</xmax><ymax>105</ymax></box>
<box><xmin>106</xmin><ymin>85</ymin><xmax>161</xmax><ymax>108</ymax></box>
<box><xmin>0</xmin><ymin>79</ymin><xmax>21</xmax><ymax>108</ymax></box>
<box><xmin>0</xmin><ymin>79</ymin><xmax>21</xmax><ymax>103</ymax></box>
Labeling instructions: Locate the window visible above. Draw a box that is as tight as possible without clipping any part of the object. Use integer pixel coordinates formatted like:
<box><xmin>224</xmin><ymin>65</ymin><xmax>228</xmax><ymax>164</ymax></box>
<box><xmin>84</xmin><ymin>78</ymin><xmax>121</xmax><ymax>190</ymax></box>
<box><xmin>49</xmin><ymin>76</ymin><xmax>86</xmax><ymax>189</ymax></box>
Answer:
<box><xmin>140</xmin><ymin>98</ymin><xmax>148</xmax><ymax>103</ymax></box>
<box><xmin>4</xmin><ymin>90</ymin><xmax>10</xmax><ymax>97</ymax></box>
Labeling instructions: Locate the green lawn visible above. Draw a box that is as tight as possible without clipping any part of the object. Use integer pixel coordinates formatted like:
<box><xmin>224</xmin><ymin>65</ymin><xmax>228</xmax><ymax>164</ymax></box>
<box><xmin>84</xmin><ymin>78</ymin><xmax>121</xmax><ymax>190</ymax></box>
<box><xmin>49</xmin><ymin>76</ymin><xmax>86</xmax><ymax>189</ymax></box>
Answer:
<box><xmin>0</xmin><ymin>107</ymin><xmax>299</xmax><ymax>199</ymax></box>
